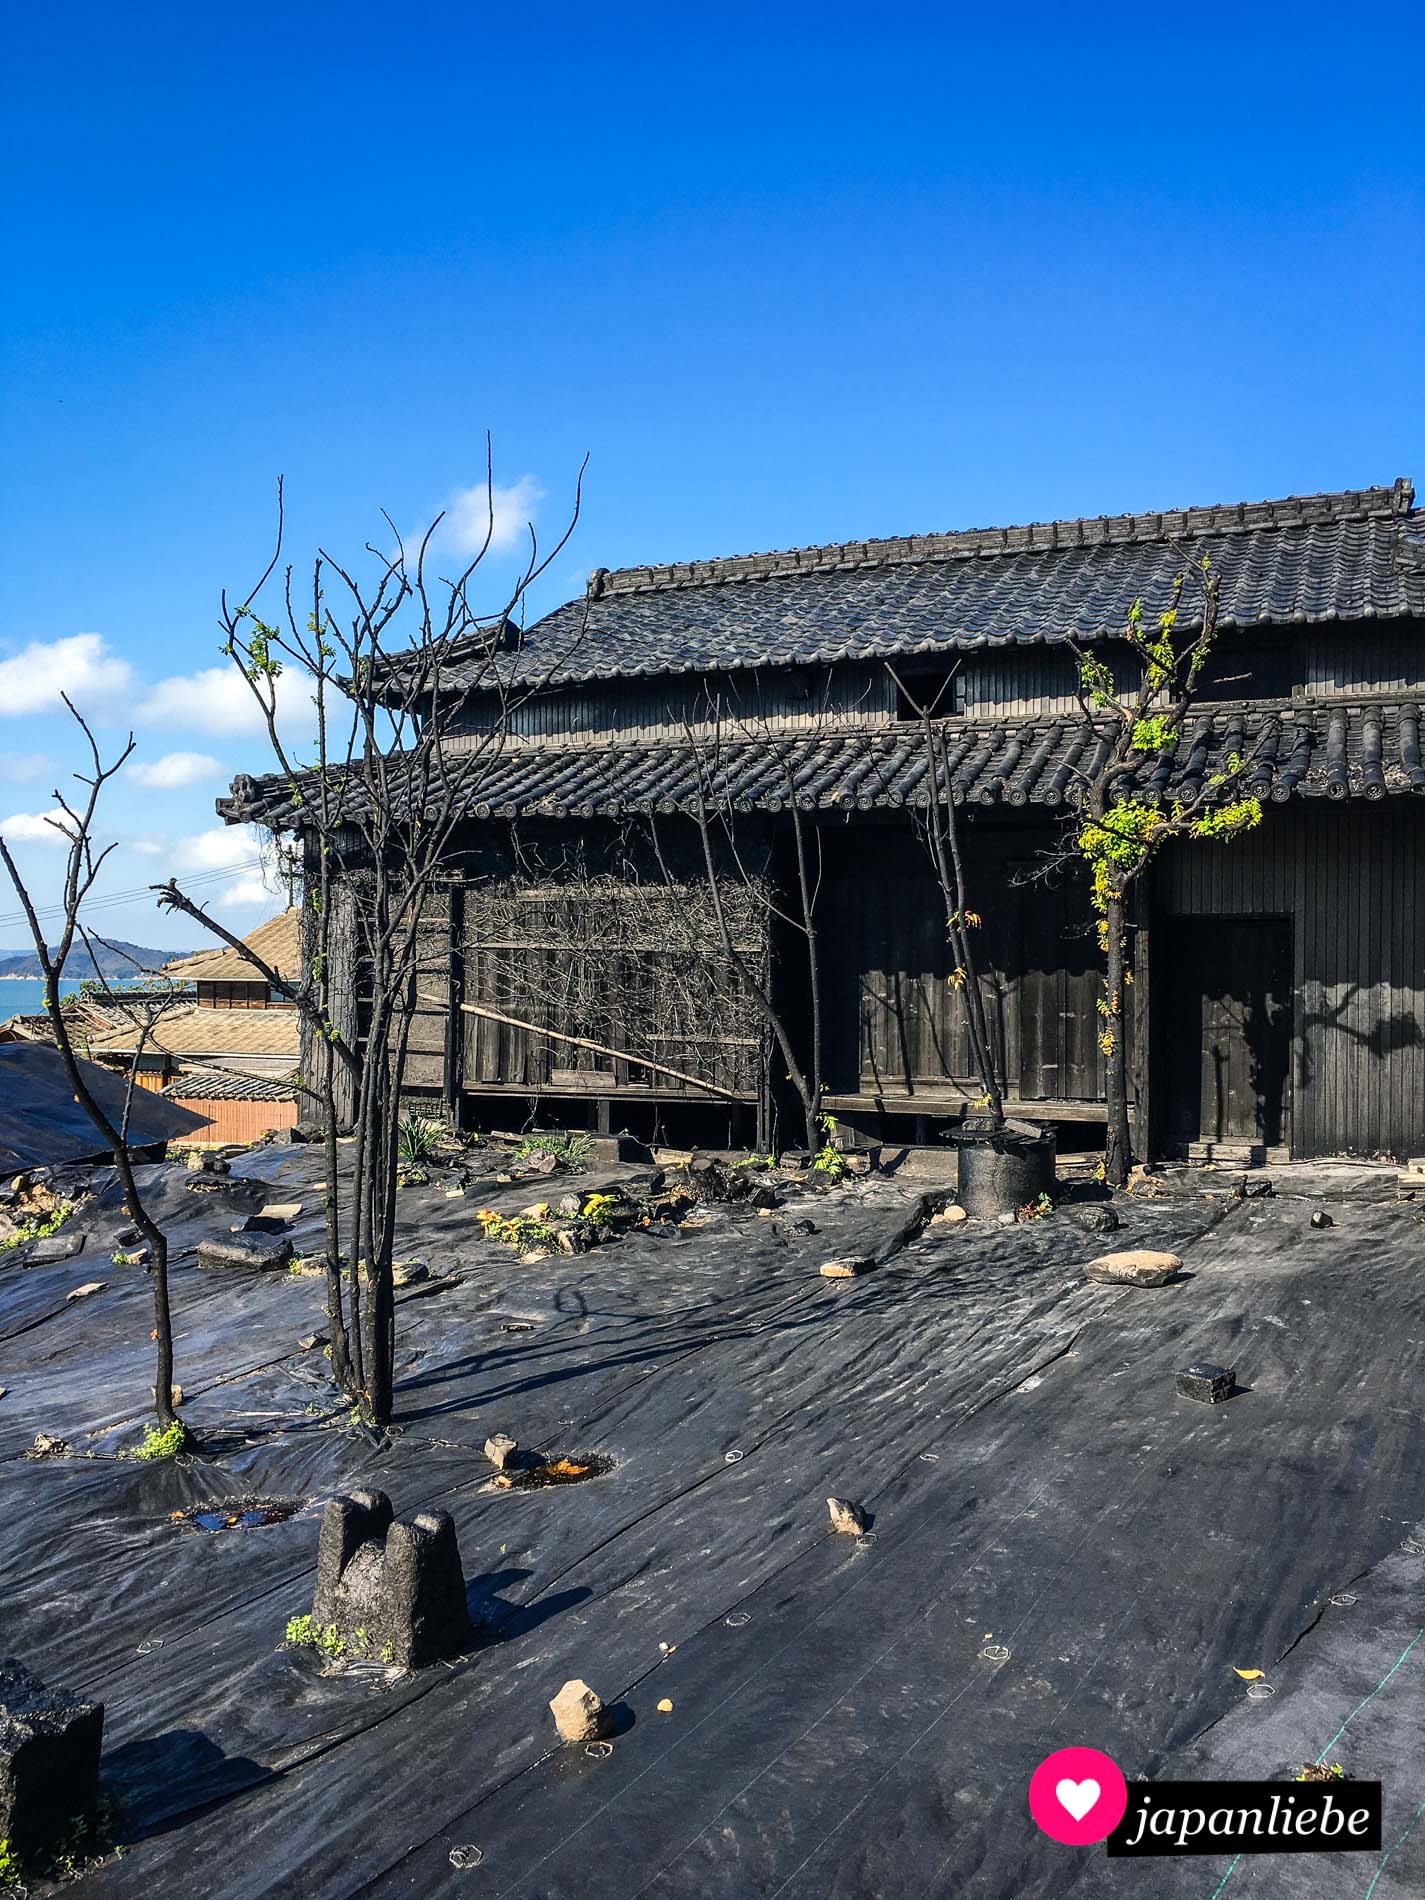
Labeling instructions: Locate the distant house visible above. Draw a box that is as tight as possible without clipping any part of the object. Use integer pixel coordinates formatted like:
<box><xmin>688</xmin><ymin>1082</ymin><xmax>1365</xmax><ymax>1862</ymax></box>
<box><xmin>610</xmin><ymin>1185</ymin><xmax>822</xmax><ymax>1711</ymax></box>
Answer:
<box><xmin>158</xmin><ymin>1064</ymin><xmax>298</xmax><ymax>1148</ymax></box>
<box><xmin>87</xmin><ymin>909</ymin><xmax>301</xmax><ymax>1092</ymax></box>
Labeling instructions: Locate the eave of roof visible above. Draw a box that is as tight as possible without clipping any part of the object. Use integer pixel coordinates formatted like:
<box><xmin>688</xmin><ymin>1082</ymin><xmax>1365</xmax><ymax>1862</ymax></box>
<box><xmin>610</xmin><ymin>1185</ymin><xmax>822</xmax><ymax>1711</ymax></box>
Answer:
<box><xmin>223</xmin><ymin>698</ymin><xmax>1425</xmax><ymax>828</ymax></box>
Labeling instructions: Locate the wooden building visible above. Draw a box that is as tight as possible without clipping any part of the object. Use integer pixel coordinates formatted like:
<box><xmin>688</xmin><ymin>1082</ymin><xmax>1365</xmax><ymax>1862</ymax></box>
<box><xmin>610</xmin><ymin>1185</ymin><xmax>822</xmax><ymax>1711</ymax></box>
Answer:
<box><xmin>224</xmin><ymin>481</ymin><xmax>1425</xmax><ymax>1162</ymax></box>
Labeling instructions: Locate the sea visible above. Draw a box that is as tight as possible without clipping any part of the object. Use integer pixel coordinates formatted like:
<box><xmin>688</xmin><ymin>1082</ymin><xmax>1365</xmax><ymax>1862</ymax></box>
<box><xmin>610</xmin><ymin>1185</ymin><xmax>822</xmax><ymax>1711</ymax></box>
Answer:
<box><xmin>0</xmin><ymin>977</ymin><xmax>115</xmax><ymax>1019</ymax></box>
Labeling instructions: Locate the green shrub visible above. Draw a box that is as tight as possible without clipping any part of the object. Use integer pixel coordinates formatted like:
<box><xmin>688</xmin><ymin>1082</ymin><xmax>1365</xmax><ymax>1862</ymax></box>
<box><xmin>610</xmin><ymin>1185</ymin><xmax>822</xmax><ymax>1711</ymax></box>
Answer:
<box><xmin>134</xmin><ymin>1418</ymin><xmax>188</xmax><ymax>1462</ymax></box>
<box><xmin>512</xmin><ymin>1131</ymin><xmax>591</xmax><ymax>1169</ymax></box>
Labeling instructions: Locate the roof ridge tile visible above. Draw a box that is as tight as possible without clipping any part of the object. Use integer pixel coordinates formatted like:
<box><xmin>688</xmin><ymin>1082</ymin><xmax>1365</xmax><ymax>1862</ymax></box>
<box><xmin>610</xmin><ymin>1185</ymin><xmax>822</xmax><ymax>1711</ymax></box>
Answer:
<box><xmin>589</xmin><ymin>480</ymin><xmax>1415</xmax><ymax>598</ymax></box>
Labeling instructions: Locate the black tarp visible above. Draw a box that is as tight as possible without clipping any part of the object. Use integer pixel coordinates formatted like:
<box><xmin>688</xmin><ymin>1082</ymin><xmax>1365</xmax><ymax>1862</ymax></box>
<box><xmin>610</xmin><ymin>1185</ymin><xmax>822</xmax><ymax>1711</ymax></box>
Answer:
<box><xmin>0</xmin><ymin>1043</ymin><xmax>205</xmax><ymax>1170</ymax></box>
<box><xmin>2</xmin><ymin>1150</ymin><xmax>1422</xmax><ymax>1898</ymax></box>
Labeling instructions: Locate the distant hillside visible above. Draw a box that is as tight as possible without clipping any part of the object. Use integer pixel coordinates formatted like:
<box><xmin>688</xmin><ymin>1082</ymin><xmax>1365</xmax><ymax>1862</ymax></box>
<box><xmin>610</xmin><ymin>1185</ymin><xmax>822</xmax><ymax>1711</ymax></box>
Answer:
<box><xmin>0</xmin><ymin>941</ymin><xmax>199</xmax><ymax>981</ymax></box>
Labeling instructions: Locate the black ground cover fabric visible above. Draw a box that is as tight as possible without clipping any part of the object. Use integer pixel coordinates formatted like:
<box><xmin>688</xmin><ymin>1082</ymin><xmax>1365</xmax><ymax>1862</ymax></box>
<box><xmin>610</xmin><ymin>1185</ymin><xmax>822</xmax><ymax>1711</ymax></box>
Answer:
<box><xmin>3</xmin><ymin>1148</ymin><xmax>1422</xmax><ymax>1898</ymax></box>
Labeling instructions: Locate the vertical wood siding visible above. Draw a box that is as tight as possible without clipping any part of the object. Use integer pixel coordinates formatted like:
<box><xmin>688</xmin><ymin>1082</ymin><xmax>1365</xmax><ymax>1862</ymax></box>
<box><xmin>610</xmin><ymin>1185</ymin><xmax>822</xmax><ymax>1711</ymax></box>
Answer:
<box><xmin>1155</xmin><ymin>806</ymin><xmax>1425</xmax><ymax>1156</ymax></box>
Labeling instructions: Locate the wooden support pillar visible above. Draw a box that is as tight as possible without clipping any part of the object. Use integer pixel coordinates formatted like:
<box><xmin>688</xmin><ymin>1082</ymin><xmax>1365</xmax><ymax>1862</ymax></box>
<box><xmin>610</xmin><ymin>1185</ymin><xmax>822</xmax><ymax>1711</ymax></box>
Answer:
<box><xmin>443</xmin><ymin>881</ymin><xmax>465</xmax><ymax>1125</ymax></box>
<box><xmin>1132</xmin><ymin>872</ymin><xmax>1153</xmax><ymax>1160</ymax></box>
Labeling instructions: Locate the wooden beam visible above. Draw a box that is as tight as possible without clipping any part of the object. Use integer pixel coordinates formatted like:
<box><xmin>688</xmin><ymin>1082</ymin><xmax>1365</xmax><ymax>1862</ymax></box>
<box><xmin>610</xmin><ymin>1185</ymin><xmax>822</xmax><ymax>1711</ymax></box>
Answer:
<box><xmin>457</xmin><ymin>1000</ymin><xmax>743</xmax><ymax>1102</ymax></box>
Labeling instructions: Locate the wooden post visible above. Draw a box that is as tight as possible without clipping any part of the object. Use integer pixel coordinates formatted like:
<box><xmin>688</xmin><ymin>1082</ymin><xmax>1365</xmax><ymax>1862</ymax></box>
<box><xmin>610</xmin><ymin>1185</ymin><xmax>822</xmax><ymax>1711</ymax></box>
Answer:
<box><xmin>1132</xmin><ymin>873</ymin><xmax>1152</xmax><ymax>1160</ymax></box>
<box><xmin>443</xmin><ymin>881</ymin><xmax>465</xmax><ymax>1125</ymax></box>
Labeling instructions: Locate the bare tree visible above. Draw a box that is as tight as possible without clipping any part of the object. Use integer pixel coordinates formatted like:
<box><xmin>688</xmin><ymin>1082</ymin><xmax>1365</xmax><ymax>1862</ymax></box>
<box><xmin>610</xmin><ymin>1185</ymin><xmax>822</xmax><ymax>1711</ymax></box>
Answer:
<box><xmin>0</xmin><ymin>704</ymin><xmax>190</xmax><ymax>1443</ymax></box>
<box><xmin>1060</xmin><ymin>556</ymin><xmax>1265</xmax><ymax>1185</ymax></box>
<box><xmin>156</xmin><ymin>451</ymin><xmax>588</xmax><ymax>1426</ymax></box>
<box><xmin>887</xmin><ymin>663</ymin><xmax>1006</xmax><ymax>1130</ymax></box>
<box><xmin>642</xmin><ymin>699</ymin><xmax>828</xmax><ymax>1151</ymax></box>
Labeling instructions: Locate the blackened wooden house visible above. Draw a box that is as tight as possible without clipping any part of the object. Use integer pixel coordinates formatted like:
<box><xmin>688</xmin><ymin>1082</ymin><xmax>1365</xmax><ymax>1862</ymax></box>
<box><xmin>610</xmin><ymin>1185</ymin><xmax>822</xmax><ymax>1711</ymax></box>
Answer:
<box><xmin>226</xmin><ymin>479</ymin><xmax>1425</xmax><ymax>1161</ymax></box>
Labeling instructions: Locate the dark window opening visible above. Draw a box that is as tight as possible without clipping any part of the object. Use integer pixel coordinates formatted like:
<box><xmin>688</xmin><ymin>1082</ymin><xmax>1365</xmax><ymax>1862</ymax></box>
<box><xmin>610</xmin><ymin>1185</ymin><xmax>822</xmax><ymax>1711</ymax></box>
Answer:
<box><xmin>893</xmin><ymin>668</ymin><xmax>966</xmax><ymax>721</ymax></box>
<box><xmin>1193</xmin><ymin>642</ymin><xmax>1296</xmax><ymax>702</ymax></box>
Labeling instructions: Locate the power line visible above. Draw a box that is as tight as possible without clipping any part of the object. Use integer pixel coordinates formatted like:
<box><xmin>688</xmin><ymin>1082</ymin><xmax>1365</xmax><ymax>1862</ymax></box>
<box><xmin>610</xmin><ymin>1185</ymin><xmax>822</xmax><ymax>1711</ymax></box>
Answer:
<box><xmin>0</xmin><ymin>857</ymin><xmax>282</xmax><ymax>934</ymax></box>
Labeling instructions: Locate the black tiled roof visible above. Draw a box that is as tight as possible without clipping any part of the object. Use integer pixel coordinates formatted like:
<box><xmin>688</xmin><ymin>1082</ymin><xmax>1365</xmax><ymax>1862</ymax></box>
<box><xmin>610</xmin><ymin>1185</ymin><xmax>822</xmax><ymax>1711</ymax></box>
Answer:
<box><xmin>426</xmin><ymin>481</ymin><xmax>1423</xmax><ymax>694</ymax></box>
<box><xmin>161</xmin><ymin>1064</ymin><xmax>296</xmax><ymax>1102</ymax></box>
<box><xmin>228</xmin><ymin>699</ymin><xmax>1425</xmax><ymax>828</ymax></box>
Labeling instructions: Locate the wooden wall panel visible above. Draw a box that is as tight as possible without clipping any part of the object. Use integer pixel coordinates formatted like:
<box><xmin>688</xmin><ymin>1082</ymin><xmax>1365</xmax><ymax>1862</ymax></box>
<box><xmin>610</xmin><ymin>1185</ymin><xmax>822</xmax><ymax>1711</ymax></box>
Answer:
<box><xmin>1156</xmin><ymin>805</ymin><xmax>1425</xmax><ymax>1157</ymax></box>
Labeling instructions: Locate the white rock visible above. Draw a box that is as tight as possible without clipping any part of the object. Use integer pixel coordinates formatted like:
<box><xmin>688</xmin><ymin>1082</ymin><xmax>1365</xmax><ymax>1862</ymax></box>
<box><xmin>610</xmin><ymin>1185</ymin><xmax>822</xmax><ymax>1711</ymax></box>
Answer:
<box><xmin>550</xmin><ymin>1678</ymin><xmax>608</xmax><ymax>1743</ymax></box>
<box><xmin>1083</xmin><ymin>1249</ymin><xmax>1183</xmax><ymax>1288</ymax></box>
<box><xmin>819</xmin><ymin>1256</ymin><xmax>871</xmax><ymax>1279</ymax></box>
<box><xmin>827</xmin><ymin>1497</ymin><xmax>870</xmax><ymax>1536</ymax></box>
<box><xmin>484</xmin><ymin>1432</ymin><xmax>518</xmax><ymax>1471</ymax></box>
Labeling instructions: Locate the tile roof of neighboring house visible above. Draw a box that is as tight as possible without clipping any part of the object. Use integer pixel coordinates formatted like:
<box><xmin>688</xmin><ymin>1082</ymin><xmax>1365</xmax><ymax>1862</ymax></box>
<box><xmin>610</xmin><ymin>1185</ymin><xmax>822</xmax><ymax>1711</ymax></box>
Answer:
<box><xmin>224</xmin><ymin>699</ymin><xmax>1425</xmax><ymax>826</ymax></box>
<box><xmin>407</xmin><ymin>480</ymin><xmax>1422</xmax><ymax>696</ymax></box>
<box><xmin>160</xmin><ymin>1065</ymin><xmax>296</xmax><ymax>1103</ymax></box>
<box><xmin>87</xmin><ymin>1003</ymin><xmax>301</xmax><ymax>1061</ymax></box>
<box><xmin>163</xmin><ymin>909</ymin><xmax>302</xmax><ymax>984</ymax></box>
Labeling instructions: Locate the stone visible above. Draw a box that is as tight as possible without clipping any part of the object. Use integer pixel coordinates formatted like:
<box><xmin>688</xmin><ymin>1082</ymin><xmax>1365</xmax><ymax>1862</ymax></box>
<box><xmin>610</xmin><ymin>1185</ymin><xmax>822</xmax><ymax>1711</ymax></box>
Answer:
<box><xmin>185</xmin><ymin>1149</ymin><xmax>229</xmax><ymax>1175</ymax></box>
<box><xmin>929</xmin><ymin>1203</ymin><xmax>968</xmax><ymax>1226</ymax></box>
<box><xmin>1176</xmin><ymin>1362</ymin><xmax>1236</xmax><ymax>1404</ymax></box>
<box><xmin>549</xmin><ymin>1678</ymin><xmax>609</xmax><ymax>1743</ymax></box>
<box><xmin>748</xmin><ymin>1184</ymin><xmax>781</xmax><ymax>1210</ymax></box>
<box><xmin>26</xmin><ymin>1232</ymin><xmax>86</xmax><ymax>1262</ymax></box>
<box><xmin>1083</xmin><ymin>1249</ymin><xmax>1183</xmax><ymax>1288</ymax></box>
<box><xmin>0</xmin><ymin>1656</ymin><xmax>104</xmax><ymax>1861</ymax></box>
<box><xmin>27</xmin><ymin>1434</ymin><xmax>69</xmax><ymax>1458</ymax></box>
<box><xmin>555</xmin><ymin>1193</ymin><xmax>582</xmax><ymax>1217</ymax></box>
<box><xmin>113</xmin><ymin>1246</ymin><xmax>150</xmax><ymax>1266</ymax></box>
<box><xmin>843</xmin><ymin>1150</ymin><xmax>875</xmax><ymax>1176</ymax></box>
<box><xmin>1310</xmin><ymin>1210</ymin><xmax>1335</xmax><ymax>1230</ymax></box>
<box><xmin>1070</xmin><ymin>1203</ymin><xmax>1120</xmax><ymax>1235</ymax></box>
<box><xmin>789</xmin><ymin>1218</ymin><xmax>818</xmax><ymax>1236</ymax></box>
<box><xmin>65</xmin><ymin>1281</ymin><xmax>106</xmax><ymax>1302</ymax></box>
<box><xmin>587</xmin><ymin>1134</ymin><xmax>653</xmax><ymax>1165</ymax></box>
<box><xmin>484</xmin><ymin>1433</ymin><xmax>518</xmax><ymax>1471</ymax></box>
<box><xmin>197</xmin><ymin>1233</ymin><xmax>293</xmax><ymax>1273</ymax></box>
<box><xmin>827</xmin><ymin>1497</ymin><xmax>870</xmax><ymax>1536</ymax></box>
<box><xmin>1238</xmin><ymin>1176</ymin><xmax>1275</xmax><ymax>1200</ymax></box>
<box><xmin>298</xmin><ymin>1333</ymin><xmax>327</xmax><ymax>1351</ymax></box>
<box><xmin>260</xmin><ymin>1202</ymin><xmax>303</xmax><ymax>1221</ymax></box>
<box><xmin>820</xmin><ymin>1256</ymin><xmax>871</xmax><ymax>1279</ymax></box>
<box><xmin>392</xmin><ymin>1260</ymin><xmax>430</xmax><ymax>1287</ymax></box>
<box><xmin>312</xmin><ymin>1490</ymin><xmax>472</xmax><ymax>1669</ymax></box>
<box><xmin>520</xmin><ymin>1149</ymin><xmax>559</xmax><ymax>1178</ymax></box>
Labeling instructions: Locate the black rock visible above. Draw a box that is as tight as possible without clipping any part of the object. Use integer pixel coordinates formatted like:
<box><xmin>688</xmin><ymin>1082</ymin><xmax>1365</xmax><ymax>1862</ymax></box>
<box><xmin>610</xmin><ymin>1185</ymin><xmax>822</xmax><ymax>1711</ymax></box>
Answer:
<box><xmin>1071</xmin><ymin>1204</ymin><xmax>1120</xmax><ymax>1235</ymax></box>
<box><xmin>1176</xmin><ymin>1362</ymin><xmax>1236</xmax><ymax>1404</ymax></box>
<box><xmin>197</xmin><ymin>1233</ymin><xmax>293</xmax><ymax>1273</ymax></box>
<box><xmin>0</xmin><ymin>1656</ymin><xmax>104</xmax><ymax>1861</ymax></box>
<box><xmin>1310</xmin><ymin>1210</ymin><xmax>1335</xmax><ymax>1229</ymax></box>
<box><xmin>789</xmin><ymin>1219</ymin><xmax>818</xmax><ymax>1236</ymax></box>
<box><xmin>312</xmin><ymin>1490</ymin><xmax>471</xmax><ymax>1668</ymax></box>
<box><xmin>26</xmin><ymin>1232</ymin><xmax>86</xmax><ymax>1262</ymax></box>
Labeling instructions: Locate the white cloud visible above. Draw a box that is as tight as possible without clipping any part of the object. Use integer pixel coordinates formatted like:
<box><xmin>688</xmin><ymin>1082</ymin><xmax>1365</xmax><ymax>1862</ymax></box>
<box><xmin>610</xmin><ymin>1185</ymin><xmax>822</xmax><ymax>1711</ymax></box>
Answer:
<box><xmin>129</xmin><ymin>836</ymin><xmax>167</xmax><ymax>857</ymax></box>
<box><xmin>219</xmin><ymin>874</ymin><xmax>274</xmax><ymax>909</ymax></box>
<box><xmin>0</xmin><ymin>807</ymin><xmax>74</xmax><ymax>846</ymax></box>
<box><xmin>137</xmin><ymin>666</ymin><xmax>273</xmax><ymax>737</ymax></box>
<box><xmin>0</xmin><ymin>752</ymin><xmax>54</xmax><ymax>784</ymax></box>
<box><xmin>0</xmin><ymin>633</ymin><xmax>133</xmax><ymax>716</ymax></box>
<box><xmin>172</xmin><ymin>825</ymin><xmax>264</xmax><ymax>874</ymax></box>
<box><xmin>444</xmin><ymin>474</ymin><xmax>545</xmax><ymax>556</ymax></box>
<box><xmin>129</xmin><ymin>751</ymin><xmax>225</xmax><ymax>790</ymax></box>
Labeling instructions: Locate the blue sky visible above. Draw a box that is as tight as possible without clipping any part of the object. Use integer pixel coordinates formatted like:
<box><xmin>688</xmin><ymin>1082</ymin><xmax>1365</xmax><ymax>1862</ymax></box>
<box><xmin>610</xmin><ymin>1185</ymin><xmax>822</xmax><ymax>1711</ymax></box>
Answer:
<box><xmin>1</xmin><ymin>1</ymin><xmax>1421</xmax><ymax>949</ymax></box>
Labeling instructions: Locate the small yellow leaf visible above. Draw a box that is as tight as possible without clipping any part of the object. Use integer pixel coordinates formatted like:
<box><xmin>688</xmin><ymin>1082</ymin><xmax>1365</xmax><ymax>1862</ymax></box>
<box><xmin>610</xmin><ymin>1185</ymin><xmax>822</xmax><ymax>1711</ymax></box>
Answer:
<box><xmin>1233</xmin><ymin>1668</ymin><xmax>1265</xmax><ymax>1680</ymax></box>
<box><xmin>657</xmin><ymin>1698</ymin><xmax>674</xmax><ymax>1713</ymax></box>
